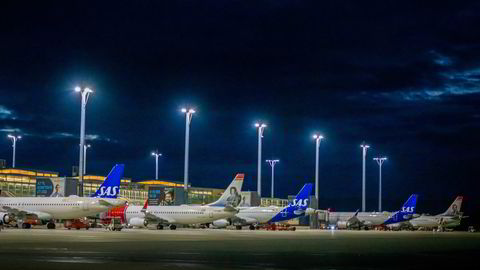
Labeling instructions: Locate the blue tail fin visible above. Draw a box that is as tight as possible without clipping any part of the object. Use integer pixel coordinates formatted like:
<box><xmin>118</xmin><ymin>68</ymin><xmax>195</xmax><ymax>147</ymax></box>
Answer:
<box><xmin>91</xmin><ymin>164</ymin><xmax>124</xmax><ymax>198</ymax></box>
<box><xmin>400</xmin><ymin>194</ymin><xmax>418</xmax><ymax>213</ymax></box>
<box><xmin>268</xmin><ymin>183</ymin><xmax>313</xmax><ymax>223</ymax></box>
<box><xmin>290</xmin><ymin>183</ymin><xmax>314</xmax><ymax>210</ymax></box>
<box><xmin>383</xmin><ymin>194</ymin><xmax>418</xmax><ymax>225</ymax></box>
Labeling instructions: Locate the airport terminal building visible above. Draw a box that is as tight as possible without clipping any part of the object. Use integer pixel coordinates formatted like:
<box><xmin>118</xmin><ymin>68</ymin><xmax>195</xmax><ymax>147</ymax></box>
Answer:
<box><xmin>0</xmin><ymin>164</ymin><xmax>289</xmax><ymax>207</ymax></box>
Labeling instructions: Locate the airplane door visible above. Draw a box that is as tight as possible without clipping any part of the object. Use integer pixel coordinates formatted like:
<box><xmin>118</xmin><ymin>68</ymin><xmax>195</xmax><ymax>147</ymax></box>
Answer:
<box><xmin>82</xmin><ymin>201</ymin><xmax>89</xmax><ymax>211</ymax></box>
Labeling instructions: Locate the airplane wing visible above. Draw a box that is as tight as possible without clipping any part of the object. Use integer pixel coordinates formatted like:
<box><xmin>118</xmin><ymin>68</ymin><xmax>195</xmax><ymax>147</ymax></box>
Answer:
<box><xmin>346</xmin><ymin>210</ymin><xmax>361</xmax><ymax>226</ymax></box>
<box><xmin>98</xmin><ymin>199</ymin><xmax>115</xmax><ymax>207</ymax></box>
<box><xmin>224</xmin><ymin>205</ymin><xmax>239</xmax><ymax>212</ymax></box>
<box><xmin>142</xmin><ymin>210</ymin><xmax>176</xmax><ymax>224</ymax></box>
<box><xmin>232</xmin><ymin>216</ymin><xmax>258</xmax><ymax>226</ymax></box>
<box><xmin>1</xmin><ymin>206</ymin><xmax>52</xmax><ymax>220</ymax></box>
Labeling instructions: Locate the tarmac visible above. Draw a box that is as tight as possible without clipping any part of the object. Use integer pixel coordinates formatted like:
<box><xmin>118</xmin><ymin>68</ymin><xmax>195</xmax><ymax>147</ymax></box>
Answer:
<box><xmin>0</xmin><ymin>228</ymin><xmax>479</xmax><ymax>269</ymax></box>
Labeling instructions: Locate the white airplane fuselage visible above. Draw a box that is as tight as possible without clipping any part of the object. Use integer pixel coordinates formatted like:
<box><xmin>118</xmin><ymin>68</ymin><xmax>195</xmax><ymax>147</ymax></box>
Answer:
<box><xmin>328</xmin><ymin>211</ymin><xmax>392</xmax><ymax>227</ymax></box>
<box><xmin>409</xmin><ymin>215</ymin><xmax>461</xmax><ymax>229</ymax></box>
<box><xmin>0</xmin><ymin>197</ymin><xmax>124</xmax><ymax>220</ymax></box>
<box><xmin>125</xmin><ymin>205</ymin><xmax>237</xmax><ymax>226</ymax></box>
<box><xmin>234</xmin><ymin>206</ymin><xmax>282</xmax><ymax>225</ymax></box>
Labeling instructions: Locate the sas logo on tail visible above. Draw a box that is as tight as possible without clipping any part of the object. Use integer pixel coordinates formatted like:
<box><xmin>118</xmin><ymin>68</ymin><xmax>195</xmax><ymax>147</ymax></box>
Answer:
<box><xmin>290</xmin><ymin>199</ymin><xmax>309</xmax><ymax>207</ymax></box>
<box><xmin>401</xmin><ymin>207</ymin><xmax>415</xmax><ymax>213</ymax></box>
<box><xmin>99</xmin><ymin>186</ymin><xmax>119</xmax><ymax>196</ymax></box>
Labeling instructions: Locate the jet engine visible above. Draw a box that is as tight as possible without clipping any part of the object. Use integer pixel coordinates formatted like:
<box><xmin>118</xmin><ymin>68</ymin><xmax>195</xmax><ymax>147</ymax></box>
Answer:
<box><xmin>212</xmin><ymin>219</ymin><xmax>230</xmax><ymax>228</ymax></box>
<box><xmin>129</xmin><ymin>217</ymin><xmax>147</xmax><ymax>228</ymax></box>
<box><xmin>336</xmin><ymin>221</ymin><xmax>348</xmax><ymax>229</ymax></box>
<box><xmin>0</xmin><ymin>212</ymin><xmax>12</xmax><ymax>224</ymax></box>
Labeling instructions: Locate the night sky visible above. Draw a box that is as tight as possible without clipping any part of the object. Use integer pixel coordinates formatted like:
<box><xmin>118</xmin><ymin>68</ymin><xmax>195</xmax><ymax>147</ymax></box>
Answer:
<box><xmin>1</xmin><ymin>1</ymin><xmax>479</xmax><ymax>218</ymax></box>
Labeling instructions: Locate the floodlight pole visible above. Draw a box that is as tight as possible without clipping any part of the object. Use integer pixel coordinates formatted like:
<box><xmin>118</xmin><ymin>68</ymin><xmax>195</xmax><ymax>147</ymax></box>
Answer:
<box><xmin>255</xmin><ymin>123</ymin><xmax>267</xmax><ymax>197</ymax></box>
<box><xmin>313</xmin><ymin>134</ymin><xmax>324</xmax><ymax>202</ymax></box>
<box><xmin>182</xmin><ymin>108</ymin><xmax>195</xmax><ymax>193</ymax></box>
<box><xmin>360</xmin><ymin>143</ymin><xmax>370</xmax><ymax>212</ymax></box>
<box><xmin>373</xmin><ymin>157</ymin><xmax>387</xmax><ymax>212</ymax></box>
<box><xmin>83</xmin><ymin>144</ymin><xmax>91</xmax><ymax>175</ymax></box>
<box><xmin>75</xmin><ymin>86</ymin><xmax>93</xmax><ymax>197</ymax></box>
<box><xmin>7</xmin><ymin>135</ymin><xmax>21</xmax><ymax>168</ymax></box>
<box><xmin>152</xmin><ymin>151</ymin><xmax>162</xmax><ymax>180</ymax></box>
<box><xmin>266</xmin><ymin>159</ymin><xmax>279</xmax><ymax>198</ymax></box>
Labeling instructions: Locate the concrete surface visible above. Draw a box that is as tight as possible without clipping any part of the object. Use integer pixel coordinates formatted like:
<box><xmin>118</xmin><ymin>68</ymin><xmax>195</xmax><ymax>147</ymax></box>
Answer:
<box><xmin>0</xmin><ymin>228</ymin><xmax>479</xmax><ymax>269</ymax></box>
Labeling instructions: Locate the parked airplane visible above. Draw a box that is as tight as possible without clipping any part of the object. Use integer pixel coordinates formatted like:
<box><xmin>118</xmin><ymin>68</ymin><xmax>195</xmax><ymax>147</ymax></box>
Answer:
<box><xmin>407</xmin><ymin>196</ymin><xmax>465</xmax><ymax>231</ymax></box>
<box><xmin>212</xmin><ymin>183</ymin><xmax>314</xmax><ymax>230</ymax></box>
<box><xmin>0</xmin><ymin>164</ymin><xmax>126</xmax><ymax>229</ymax></box>
<box><xmin>124</xmin><ymin>173</ymin><xmax>244</xmax><ymax>230</ymax></box>
<box><xmin>328</xmin><ymin>194</ymin><xmax>418</xmax><ymax>229</ymax></box>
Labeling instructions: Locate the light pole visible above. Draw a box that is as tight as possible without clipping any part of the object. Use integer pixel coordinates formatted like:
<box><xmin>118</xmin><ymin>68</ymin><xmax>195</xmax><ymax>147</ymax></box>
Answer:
<box><xmin>151</xmin><ymin>151</ymin><xmax>163</xmax><ymax>180</ymax></box>
<box><xmin>373</xmin><ymin>157</ymin><xmax>387</xmax><ymax>212</ymax></box>
<box><xmin>266</xmin><ymin>159</ymin><xmax>279</xmax><ymax>198</ymax></box>
<box><xmin>312</xmin><ymin>134</ymin><xmax>324</xmax><ymax>202</ymax></box>
<box><xmin>255</xmin><ymin>122</ymin><xmax>267</xmax><ymax>197</ymax></box>
<box><xmin>83</xmin><ymin>144</ymin><xmax>91</xmax><ymax>175</ymax></box>
<box><xmin>181</xmin><ymin>108</ymin><xmax>195</xmax><ymax>193</ymax></box>
<box><xmin>360</xmin><ymin>143</ymin><xmax>370</xmax><ymax>212</ymax></box>
<box><xmin>75</xmin><ymin>86</ymin><xmax>93</xmax><ymax>197</ymax></box>
<box><xmin>7</xmin><ymin>135</ymin><xmax>21</xmax><ymax>168</ymax></box>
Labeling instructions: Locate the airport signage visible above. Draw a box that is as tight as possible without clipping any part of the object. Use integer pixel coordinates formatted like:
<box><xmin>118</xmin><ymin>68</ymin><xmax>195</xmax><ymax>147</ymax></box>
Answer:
<box><xmin>36</xmin><ymin>177</ymin><xmax>65</xmax><ymax>197</ymax></box>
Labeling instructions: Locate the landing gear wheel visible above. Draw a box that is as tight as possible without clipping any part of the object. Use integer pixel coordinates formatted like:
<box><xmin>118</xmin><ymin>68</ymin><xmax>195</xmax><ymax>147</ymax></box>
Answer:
<box><xmin>169</xmin><ymin>225</ymin><xmax>177</xmax><ymax>230</ymax></box>
<box><xmin>236</xmin><ymin>225</ymin><xmax>242</xmax><ymax>230</ymax></box>
<box><xmin>249</xmin><ymin>225</ymin><xmax>255</xmax><ymax>230</ymax></box>
<box><xmin>157</xmin><ymin>224</ymin><xmax>164</xmax><ymax>230</ymax></box>
<box><xmin>22</xmin><ymin>223</ymin><xmax>31</xmax><ymax>229</ymax></box>
<box><xmin>47</xmin><ymin>222</ymin><xmax>56</xmax><ymax>229</ymax></box>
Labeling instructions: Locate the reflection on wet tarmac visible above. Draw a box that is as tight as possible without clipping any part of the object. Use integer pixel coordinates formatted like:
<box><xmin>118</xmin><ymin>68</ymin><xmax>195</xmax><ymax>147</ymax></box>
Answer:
<box><xmin>0</xmin><ymin>229</ymin><xmax>479</xmax><ymax>269</ymax></box>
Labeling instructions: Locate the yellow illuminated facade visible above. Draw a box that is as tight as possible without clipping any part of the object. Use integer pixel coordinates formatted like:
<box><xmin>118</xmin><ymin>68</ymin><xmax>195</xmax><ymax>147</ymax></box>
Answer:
<box><xmin>71</xmin><ymin>175</ymin><xmax>148</xmax><ymax>204</ymax></box>
<box><xmin>1</xmin><ymin>169</ymin><xmax>256</xmax><ymax>206</ymax></box>
<box><xmin>0</xmin><ymin>169</ymin><xmax>59</xmax><ymax>197</ymax></box>
<box><xmin>261</xmin><ymin>198</ymin><xmax>289</xmax><ymax>207</ymax></box>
